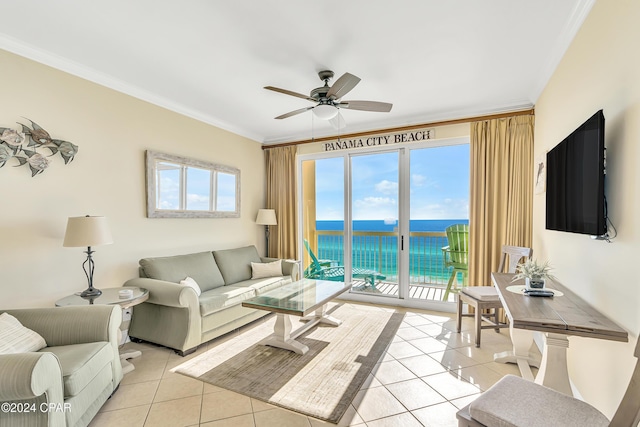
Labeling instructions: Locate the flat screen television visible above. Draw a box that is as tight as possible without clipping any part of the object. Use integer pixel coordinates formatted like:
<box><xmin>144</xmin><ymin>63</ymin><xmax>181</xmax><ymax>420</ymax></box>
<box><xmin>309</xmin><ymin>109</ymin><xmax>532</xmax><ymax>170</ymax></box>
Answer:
<box><xmin>545</xmin><ymin>110</ymin><xmax>606</xmax><ymax>236</ymax></box>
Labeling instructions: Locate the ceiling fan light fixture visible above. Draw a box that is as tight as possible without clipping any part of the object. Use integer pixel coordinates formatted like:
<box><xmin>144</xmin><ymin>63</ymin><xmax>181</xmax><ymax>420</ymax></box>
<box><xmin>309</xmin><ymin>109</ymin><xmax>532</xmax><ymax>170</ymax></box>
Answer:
<box><xmin>313</xmin><ymin>104</ymin><xmax>339</xmax><ymax>120</ymax></box>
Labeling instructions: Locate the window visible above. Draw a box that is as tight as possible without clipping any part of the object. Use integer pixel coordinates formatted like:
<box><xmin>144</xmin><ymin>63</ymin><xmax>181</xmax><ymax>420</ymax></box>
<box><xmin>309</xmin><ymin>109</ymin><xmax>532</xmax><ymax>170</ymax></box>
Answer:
<box><xmin>146</xmin><ymin>150</ymin><xmax>240</xmax><ymax>218</ymax></box>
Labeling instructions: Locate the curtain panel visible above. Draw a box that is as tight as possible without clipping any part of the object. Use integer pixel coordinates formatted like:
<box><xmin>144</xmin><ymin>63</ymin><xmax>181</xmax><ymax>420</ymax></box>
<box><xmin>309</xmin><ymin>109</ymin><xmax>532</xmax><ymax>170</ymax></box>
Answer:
<box><xmin>469</xmin><ymin>115</ymin><xmax>534</xmax><ymax>288</ymax></box>
<box><xmin>265</xmin><ymin>145</ymin><xmax>298</xmax><ymax>259</ymax></box>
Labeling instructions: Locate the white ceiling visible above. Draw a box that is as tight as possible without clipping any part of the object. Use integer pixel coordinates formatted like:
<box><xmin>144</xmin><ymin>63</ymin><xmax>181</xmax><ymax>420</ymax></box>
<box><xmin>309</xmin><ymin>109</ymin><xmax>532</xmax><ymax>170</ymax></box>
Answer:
<box><xmin>0</xmin><ymin>1</ymin><xmax>593</xmax><ymax>145</ymax></box>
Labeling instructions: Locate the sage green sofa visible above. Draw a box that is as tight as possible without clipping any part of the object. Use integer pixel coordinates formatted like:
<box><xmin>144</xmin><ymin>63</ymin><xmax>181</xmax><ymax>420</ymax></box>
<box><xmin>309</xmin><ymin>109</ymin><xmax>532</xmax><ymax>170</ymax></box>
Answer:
<box><xmin>123</xmin><ymin>245</ymin><xmax>298</xmax><ymax>356</ymax></box>
<box><xmin>0</xmin><ymin>305</ymin><xmax>123</xmax><ymax>427</ymax></box>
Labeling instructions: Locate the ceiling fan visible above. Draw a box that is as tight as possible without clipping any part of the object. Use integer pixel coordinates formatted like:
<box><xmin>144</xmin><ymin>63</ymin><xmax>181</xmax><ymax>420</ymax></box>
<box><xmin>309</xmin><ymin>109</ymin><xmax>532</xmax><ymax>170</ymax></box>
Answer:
<box><xmin>264</xmin><ymin>70</ymin><xmax>392</xmax><ymax>128</ymax></box>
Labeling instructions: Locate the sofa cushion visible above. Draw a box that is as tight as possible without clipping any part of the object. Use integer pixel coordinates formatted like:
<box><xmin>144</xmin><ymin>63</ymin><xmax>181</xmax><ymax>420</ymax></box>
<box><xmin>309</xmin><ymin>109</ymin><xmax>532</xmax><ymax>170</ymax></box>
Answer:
<box><xmin>40</xmin><ymin>341</ymin><xmax>113</xmax><ymax>397</ymax></box>
<box><xmin>140</xmin><ymin>251</ymin><xmax>225</xmax><ymax>292</ymax></box>
<box><xmin>469</xmin><ymin>375</ymin><xmax>609</xmax><ymax>427</ymax></box>
<box><xmin>213</xmin><ymin>246</ymin><xmax>262</xmax><ymax>285</ymax></box>
<box><xmin>237</xmin><ymin>276</ymin><xmax>291</xmax><ymax>295</ymax></box>
<box><xmin>0</xmin><ymin>313</ymin><xmax>47</xmax><ymax>354</ymax></box>
<box><xmin>199</xmin><ymin>286</ymin><xmax>257</xmax><ymax>316</ymax></box>
<box><xmin>251</xmin><ymin>259</ymin><xmax>283</xmax><ymax>279</ymax></box>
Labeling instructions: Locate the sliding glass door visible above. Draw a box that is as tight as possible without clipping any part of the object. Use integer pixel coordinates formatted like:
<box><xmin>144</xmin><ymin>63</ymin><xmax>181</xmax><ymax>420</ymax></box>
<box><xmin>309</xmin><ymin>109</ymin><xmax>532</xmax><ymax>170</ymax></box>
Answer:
<box><xmin>298</xmin><ymin>137</ymin><xmax>469</xmax><ymax>308</ymax></box>
<box><xmin>300</xmin><ymin>157</ymin><xmax>345</xmax><ymax>282</ymax></box>
<box><xmin>350</xmin><ymin>152</ymin><xmax>399</xmax><ymax>298</ymax></box>
<box><xmin>407</xmin><ymin>144</ymin><xmax>470</xmax><ymax>303</ymax></box>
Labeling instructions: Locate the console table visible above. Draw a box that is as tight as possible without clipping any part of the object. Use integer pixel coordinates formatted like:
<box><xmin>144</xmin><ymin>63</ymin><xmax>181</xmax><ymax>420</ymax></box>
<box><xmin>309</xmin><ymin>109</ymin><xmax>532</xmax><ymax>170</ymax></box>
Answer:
<box><xmin>491</xmin><ymin>272</ymin><xmax>627</xmax><ymax>396</ymax></box>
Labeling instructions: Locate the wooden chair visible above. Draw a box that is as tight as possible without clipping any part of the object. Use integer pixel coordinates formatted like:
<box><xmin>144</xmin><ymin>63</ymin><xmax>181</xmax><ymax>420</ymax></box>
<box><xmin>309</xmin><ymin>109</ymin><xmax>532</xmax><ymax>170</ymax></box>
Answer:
<box><xmin>441</xmin><ymin>224</ymin><xmax>470</xmax><ymax>301</ymax></box>
<box><xmin>456</xmin><ymin>337</ymin><xmax>640</xmax><ymax>427</ymax></box>
<box><xmin>456</xmin><ymin>245</ymin><xmax>532</xmax><ymax>347</ymax></box>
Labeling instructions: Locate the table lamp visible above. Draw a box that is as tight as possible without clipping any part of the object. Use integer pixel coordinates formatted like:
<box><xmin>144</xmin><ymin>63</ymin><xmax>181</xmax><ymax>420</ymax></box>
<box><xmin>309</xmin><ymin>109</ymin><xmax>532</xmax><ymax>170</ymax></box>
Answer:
<box><xmin>256</xmin><ymin>209</ymin><xmax>277</xmax><ymax>257</ymax></box>
<box><xmin>63</xmin><ymin>215</ymin><xmax>113</xmax><ymax>297</ymax></box>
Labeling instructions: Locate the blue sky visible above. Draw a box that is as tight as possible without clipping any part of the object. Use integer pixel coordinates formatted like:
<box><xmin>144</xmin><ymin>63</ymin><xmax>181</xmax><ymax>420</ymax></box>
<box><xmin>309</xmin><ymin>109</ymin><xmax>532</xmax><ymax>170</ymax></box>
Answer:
<box><xmin>314</xmin><ymin>144</ymin><xmax>470</xmax><ymax>221</ymax></box>
<box><xmin>158</xmin><ymin>166</ymin><xmax>236</xmax><ymax>211</ymax></box>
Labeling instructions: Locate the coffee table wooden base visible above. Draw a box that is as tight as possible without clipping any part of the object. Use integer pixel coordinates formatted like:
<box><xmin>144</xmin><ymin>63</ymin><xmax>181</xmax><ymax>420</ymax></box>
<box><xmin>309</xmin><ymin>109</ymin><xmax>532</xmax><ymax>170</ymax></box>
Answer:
<box><xmin>259</xmin><ymin>305</ymin><xmax>342</xmax><ymax>355</ymax></box>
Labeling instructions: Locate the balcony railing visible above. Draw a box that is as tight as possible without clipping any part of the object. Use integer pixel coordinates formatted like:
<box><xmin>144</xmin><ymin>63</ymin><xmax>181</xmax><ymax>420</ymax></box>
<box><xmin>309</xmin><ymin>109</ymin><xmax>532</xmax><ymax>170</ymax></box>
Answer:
<box><xmin>314</xmin><ymin>230</ymin><xmax>451</xmax><ymax>286</ymax></box>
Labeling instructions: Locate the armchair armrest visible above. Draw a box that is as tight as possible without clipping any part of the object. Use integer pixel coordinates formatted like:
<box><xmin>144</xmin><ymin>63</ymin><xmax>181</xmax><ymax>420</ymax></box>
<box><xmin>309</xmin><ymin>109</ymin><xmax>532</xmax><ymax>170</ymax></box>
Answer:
<box><xmin>0</xmin><ymin>353</ymin><xmax>66</xmax><ymax>427</ymax></box>
<box><xmin>124</xmin><ymin>278</ymin><xmax>198</xmax><ymax>308</ymax></box>
<box><xmin>5</xmin><ymin>305</ymin><xmax>121</xmax><ymax>348</ymax></box>
<box><xmin>0</xmin><ymin>353</ymin><xmax>63</xmax><ymax>401</ymax></box>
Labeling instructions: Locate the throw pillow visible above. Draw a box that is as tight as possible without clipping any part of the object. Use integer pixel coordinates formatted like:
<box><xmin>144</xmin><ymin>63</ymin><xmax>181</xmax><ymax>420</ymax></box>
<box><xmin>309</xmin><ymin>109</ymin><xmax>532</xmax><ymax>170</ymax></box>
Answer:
<box><xmin>0</xmin><ymin>313</ymin><xmax>47</xmax><ymax>354</ymax></box>
<box><xmin>251</xmin><ymin>259</ymin><xmax>283</xmax><ymax>279</ymax></box>
<box><xmin>180</xmin><ymin>276</ymin><xmax>202</xmax><ymax>296</ymax></box>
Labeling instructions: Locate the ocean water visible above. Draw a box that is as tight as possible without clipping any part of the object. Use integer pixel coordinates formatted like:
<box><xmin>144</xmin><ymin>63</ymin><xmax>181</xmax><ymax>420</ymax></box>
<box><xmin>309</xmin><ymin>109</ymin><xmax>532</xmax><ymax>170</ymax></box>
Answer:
<box><xmin>316</xmin><ymin>219</ymin><xmax>468</xmax><ymax>232</ymax></box>
<box><xmin>313</xmin><ymin>219</ymin><xmax>469</xmax><ymax>282</ymax></box>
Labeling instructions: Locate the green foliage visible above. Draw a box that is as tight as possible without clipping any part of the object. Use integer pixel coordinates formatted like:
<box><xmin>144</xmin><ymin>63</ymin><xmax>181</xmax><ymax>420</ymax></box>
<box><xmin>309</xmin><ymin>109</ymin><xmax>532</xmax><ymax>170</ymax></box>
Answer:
<box><xmin>512</xmin><ymin>259</ymin><xmax>555</xmax><ymax>281</ymax></box>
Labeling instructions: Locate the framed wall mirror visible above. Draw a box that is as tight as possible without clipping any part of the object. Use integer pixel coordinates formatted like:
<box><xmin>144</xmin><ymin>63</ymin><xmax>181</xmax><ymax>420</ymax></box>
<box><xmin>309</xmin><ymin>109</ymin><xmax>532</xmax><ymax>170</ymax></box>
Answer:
<box><xmin>146</xmin><ymin>150</ymin><xmax>240</xmax><ymax>218</ymax></box>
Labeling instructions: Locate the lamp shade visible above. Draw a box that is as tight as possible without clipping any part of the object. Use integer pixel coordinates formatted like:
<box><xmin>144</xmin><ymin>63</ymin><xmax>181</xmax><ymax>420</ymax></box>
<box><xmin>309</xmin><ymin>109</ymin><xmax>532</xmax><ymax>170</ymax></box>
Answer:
<box><xmin>313</xmin><ymin>104</ymin><xmax>339</xmax><ymax>120</ymax></box>
<box><xmin>256</xmin><ymin>209</ymin><xmax>277</xmax><ymax>226</ymax></box>
<box><xmin>63</xmin><ymin>216</ymin><xmax>113</xmax><ymax>247</ymax></box>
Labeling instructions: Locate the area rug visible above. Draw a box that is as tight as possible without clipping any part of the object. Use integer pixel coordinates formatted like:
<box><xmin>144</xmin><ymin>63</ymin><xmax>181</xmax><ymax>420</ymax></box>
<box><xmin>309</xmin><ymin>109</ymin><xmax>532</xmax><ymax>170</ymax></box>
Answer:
<box><xmin>173</xmin><ymin>303</ymin><xmax>404</xmax><ymax>423</ymax></box>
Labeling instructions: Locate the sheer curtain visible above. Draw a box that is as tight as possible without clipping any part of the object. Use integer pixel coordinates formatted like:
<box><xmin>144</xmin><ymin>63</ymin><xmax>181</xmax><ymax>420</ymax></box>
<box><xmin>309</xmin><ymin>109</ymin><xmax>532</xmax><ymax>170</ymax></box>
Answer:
<box><xmin>264</xmin><ymin>145</ymin><xmax>298</xmax><ymax>259</ymax></box>
<box><xmin>469</xmin><ymin>114</ymin><xmax>534</xmax><ymax>288</ymax></box>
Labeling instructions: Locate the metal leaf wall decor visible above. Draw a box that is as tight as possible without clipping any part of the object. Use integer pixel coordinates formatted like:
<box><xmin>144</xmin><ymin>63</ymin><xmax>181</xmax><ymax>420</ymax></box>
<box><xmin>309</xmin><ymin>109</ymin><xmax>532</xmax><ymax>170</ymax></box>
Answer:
<box><xmin>0</xmin><ymin>118</ymin><xmax>78</xmax><ymax>177</ymax></box>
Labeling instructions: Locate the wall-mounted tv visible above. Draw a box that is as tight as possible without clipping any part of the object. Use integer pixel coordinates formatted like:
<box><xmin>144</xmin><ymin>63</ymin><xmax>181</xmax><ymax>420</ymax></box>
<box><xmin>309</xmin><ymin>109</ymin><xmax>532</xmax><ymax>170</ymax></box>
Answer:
<box><xmin>545</xmin><ymin>110</ymin><xmax>606</xmax><ymax>236</ymax></box>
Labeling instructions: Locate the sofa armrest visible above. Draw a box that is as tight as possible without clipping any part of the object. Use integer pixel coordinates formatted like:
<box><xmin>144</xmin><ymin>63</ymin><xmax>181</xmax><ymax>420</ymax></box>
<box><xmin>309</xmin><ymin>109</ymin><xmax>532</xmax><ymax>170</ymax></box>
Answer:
<box><xmin>124</xmin><ymin>278</ymin><xmax>198</xmax><ymax>308</ymax></box>
<box><xmin>261</xmin><ymin>257</ymin><xmax>300</xmax><ymax>281</ymax></box>
<box><xmin>6</xmin><ymin>305</ymin><xmax>121</xmax><ymax>348</ymax></box>
<box><xmin>124</xmin><ymin>278</ymin><xmax>200</xmax><ymax>354</ymax></box>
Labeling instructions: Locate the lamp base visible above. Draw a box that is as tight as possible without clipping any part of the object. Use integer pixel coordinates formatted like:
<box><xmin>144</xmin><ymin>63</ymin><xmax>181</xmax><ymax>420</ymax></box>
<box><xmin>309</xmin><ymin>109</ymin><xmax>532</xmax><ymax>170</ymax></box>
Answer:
<box><xmin>80</xmin><ymin>287</ymin><xmax>102</xmax><ymax>298</ymax></box>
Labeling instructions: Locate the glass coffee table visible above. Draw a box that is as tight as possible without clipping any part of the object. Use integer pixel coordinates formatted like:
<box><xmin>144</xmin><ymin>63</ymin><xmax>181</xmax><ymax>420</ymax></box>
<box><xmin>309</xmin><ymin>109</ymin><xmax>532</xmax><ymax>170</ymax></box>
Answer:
<box><xmin>242</xmin><ymin>278</ymin><xmax>350</xmax><ymax>355</ymax></box>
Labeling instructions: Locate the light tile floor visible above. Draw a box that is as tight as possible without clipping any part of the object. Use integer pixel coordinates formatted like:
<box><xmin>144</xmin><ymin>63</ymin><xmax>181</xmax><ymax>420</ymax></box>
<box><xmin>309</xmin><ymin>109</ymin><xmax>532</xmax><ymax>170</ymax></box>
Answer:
<box><xmin>90</xmin><ymin>303</ymin><xmax>538</xmax><ymax>427</ymax></box>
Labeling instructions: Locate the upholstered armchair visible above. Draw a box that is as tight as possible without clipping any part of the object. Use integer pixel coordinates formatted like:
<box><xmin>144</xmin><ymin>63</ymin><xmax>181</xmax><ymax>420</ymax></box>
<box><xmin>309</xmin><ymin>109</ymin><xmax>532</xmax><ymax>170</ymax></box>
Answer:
<box><xmin>0</xmin><ymin>305</ymin><xmax>123</xmax><ymax>427</ymax></box>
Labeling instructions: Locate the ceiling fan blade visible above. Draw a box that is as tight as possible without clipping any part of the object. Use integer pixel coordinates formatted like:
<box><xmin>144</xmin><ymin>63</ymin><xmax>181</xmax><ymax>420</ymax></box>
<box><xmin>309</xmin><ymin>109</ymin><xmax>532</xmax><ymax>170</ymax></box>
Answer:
<box><xmin>339</xmin><ymin>100</ymin><xmax>393</xmax><ymax>112</ymax></box>
<box><xmin>327</xmin><ymin>73</ymin><xmax>361</xmax><ymax>100</ymax></box>
<box><xmin>275</xmin><ymin>106</ymin><xmax>314</xmax><ymax>119</ymax></box>
<box><xmin>264</xmin><ymin>86</ymin><xmax>315</xmax><ymax>102</ymax></box>
<box><xmin>328</xmin><ymin>112</ymin><xmax>346</xmax><ymax>130</ymax></box>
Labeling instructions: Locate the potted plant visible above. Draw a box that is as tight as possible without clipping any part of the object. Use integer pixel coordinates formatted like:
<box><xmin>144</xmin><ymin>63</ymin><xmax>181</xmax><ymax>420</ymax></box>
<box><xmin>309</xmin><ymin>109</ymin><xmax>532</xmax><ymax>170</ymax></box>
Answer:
<box><xmin>512</xmin><ymin>259</ymin><xmax>555</xmax><ymax>290</ymax></box>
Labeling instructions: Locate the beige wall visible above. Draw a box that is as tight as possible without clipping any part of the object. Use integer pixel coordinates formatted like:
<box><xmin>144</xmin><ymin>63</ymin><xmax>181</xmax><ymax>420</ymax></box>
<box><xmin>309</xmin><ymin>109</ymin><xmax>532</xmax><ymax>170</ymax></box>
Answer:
<box><xmin>0</xmin><ymin>49</ymin><xmax>266</xmax><ymax>309</ymax></box>
<box><xmin>533</xmin><ymin>0</ymin><xmax>639</xmax><ymax>417</ymax></box>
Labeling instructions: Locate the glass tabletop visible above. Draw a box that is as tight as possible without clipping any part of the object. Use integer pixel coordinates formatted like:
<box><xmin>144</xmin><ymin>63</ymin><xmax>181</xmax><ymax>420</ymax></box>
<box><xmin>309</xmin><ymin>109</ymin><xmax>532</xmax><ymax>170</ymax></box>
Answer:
<box><xmin>242</xmin><ymin>279</ymin><xmax>350</xmax><ymax>316</ymax></box>
<box><xmin>55</xmin><ymin>287</ymin><xmax>149</xmax><ymax>307</ymax></box>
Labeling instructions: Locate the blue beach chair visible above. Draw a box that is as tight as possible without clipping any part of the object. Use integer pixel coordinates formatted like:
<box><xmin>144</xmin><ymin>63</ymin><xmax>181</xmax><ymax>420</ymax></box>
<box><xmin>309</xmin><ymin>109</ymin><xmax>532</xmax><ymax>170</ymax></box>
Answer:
<box><xmin>303</xmin><ymin>239</ymin><xmax>386</xmax><ymax>288</ymax></box>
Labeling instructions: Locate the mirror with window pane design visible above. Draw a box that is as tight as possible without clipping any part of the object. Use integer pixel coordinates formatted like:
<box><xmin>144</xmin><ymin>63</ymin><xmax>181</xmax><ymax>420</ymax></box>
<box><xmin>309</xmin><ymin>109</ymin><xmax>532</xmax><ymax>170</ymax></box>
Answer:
<box><xmin>145</xmin><ymin>150</ymin><xmax>240</xmax><ymax>218</ymax></box>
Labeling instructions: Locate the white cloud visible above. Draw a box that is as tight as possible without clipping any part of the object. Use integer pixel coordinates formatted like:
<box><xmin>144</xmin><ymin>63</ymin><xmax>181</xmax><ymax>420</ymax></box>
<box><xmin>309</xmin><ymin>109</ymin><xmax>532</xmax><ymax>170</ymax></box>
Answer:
<box><xmin>412</xmin><ymin>174</ymin><xmax>426</xmax><ymax>186</ymax></box>
<box><xmin>411</xmin><ymin>174</ymin><xmax>438</xmax><ymax>188</ymax></box>
<box><xmin>353</xmin><ymin>197</ymin><xmax>398</xmax><ymax>220</ymax></box>
<box><xmin>410</xmin><ymin>198</ymin><xmax>469</xmax><ymax>219</ymax></box>
<box><xmin>316</xmin><ymin>207</ymin><xmax>344</xmax><ymax>221</ymax></box>
<box><xmin>186</xmin><ymin>193</ymin><xmax>210</xmax><ymax>210</ymax></box>
<box><xmin>374</xmin><ymin>180</ymin><xmax>398</xmax><ymax>195</ymax></box>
